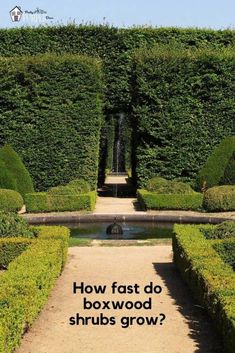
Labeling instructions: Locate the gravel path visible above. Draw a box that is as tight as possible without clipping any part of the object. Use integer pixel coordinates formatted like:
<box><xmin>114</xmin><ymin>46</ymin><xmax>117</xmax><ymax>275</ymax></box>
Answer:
<box><xmin>15</xmin><ymin>246</ymin><xmax>224</xmax><ymax>353</ymax></box>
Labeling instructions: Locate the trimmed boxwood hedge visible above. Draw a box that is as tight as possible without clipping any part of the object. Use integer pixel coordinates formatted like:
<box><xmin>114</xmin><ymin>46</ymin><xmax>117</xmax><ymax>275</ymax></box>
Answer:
<box><xmin>131</xmin><ymin>46</ymin><xmax>235</xmax><ymax>187</ymax></box>
<box><xmin>0</xmin><ymin>226</ymin><xmax>69</xmax><ymax>353</ymax></box>
<box><xmin>196</xmin><ymin>136</ymin><xmax>235</xmax><ymax>190</ymax></box>
<box><xmin>0</xmin><ymin>54</ymin><xmax>103</xmax><ymax>191</ymax></box>
<box><xmin>25</xmin><ymin>191</ymin><xmax>97</xmax><ymax>213</ymax></box>
<box><xmin>173</xmin><ymin>224</ymin><xmax>235</xmax><ymax>353</ymax></box>
<box><xmin>0</xmin><ymin>189</ymin><xmax>24</xmax><ymax>212</ymax></box>
<box><xmin>212</xmin><ymin>238</ymin><xmax>235</xmax><ymax>271</ymax></box>
<box><xmin>137</xmin><ymin>189</ymin><xmax>203</xmax><ymax>210</ymax></box>
<box><xmin>0</xmin><ymin>238</ymin><xmax>31</xmax><ymax>269</ymax></box>
<box><xmin>203</xmin><ymin>185</ymin><xmax>235</xmax><ymax>211</ymax></box>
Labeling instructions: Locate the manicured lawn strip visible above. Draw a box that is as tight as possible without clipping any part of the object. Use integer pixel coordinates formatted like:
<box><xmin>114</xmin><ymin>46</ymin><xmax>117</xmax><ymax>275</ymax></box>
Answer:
<box><xmin>25</xmin><ymin>191</ymin><xmax>97</xmax><ymax>212</ymax></box>
<box><xmin>0</xmin><ymin>226</ymin><xmax>69</xmax><ymax>353</ymax></box>
<box><xmin>173</xmin><ymin>224</ymin><xmax>235</xmax><ymax>353</ymax></box>
<box><xmin>137</xmin><ymin>189</ymin><xmax>203</xmax><ymax>210</ymax></box>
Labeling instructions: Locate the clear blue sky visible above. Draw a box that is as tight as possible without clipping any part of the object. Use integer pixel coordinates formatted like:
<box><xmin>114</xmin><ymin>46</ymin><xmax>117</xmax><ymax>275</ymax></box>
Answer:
<box><xmin>2</xmin><ymin>0</ymin><xmax>235</xmax><ymax>29</ymax></box>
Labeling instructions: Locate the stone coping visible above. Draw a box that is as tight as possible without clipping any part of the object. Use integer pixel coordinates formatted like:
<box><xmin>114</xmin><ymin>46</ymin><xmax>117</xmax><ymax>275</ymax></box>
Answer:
<box><xmin>22</xmin><ymin>210</ymin><xmax>235</xmax><ymax>225</ymax></box>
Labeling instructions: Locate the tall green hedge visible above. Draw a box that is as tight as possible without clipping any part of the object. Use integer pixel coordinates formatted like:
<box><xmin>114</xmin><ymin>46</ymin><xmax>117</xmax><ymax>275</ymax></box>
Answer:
<box><xmin>0</xmin><ymin>54</ymin><xmax>103</xmax><ymax>190</ymax></box>
<box><xmin>0</xmin><ymin>25</ymin><xmax>234</xmax><ymax>113</ymax></box>
<box><xmin>132</xmin><ymin>47</ymin><xmax>235</xmax><ymax>186</ymax></box>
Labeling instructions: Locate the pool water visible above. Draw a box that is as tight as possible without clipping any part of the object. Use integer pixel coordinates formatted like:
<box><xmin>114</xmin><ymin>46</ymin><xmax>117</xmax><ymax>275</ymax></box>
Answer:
<box><xmin>68</xmin><ymin>222</ymin><xmax>174</xmax><ymax>240</ymax></box>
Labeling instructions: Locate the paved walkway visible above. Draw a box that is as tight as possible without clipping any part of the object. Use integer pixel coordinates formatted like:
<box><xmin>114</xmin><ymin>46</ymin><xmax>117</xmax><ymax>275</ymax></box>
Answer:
<box><xmin>95</xmin><ymin>175</ymin><xmax>137</xmax><ymax>214</ymax></box>
<box><xmin>16</xmin><ymin>246</ymin><xmax>223</xmax><ymax>353</ymax></box>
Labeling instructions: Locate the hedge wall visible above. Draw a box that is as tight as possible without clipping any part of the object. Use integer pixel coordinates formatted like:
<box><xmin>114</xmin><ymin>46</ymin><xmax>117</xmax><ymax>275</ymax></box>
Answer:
<box><xmin>0</xmin><ymin>54</ymin><xmax>103</xmax><ymax>191</ymax></box>
<box><xmin>132</xmin><ymin>47</ymin><xmax>235</xmax><ymax>186</ymax></box>
<box><xmin>0</xmin><ymin>25</ymin><xmax>234</xmax><ymax>113</ymax></box>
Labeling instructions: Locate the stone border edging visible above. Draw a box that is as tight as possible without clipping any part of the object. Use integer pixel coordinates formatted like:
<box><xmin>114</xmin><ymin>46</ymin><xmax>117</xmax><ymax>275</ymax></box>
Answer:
<box><xmin>22</xmin><ymin>212</ymin><xmax>234</xmax><ymax>225</ymax></box>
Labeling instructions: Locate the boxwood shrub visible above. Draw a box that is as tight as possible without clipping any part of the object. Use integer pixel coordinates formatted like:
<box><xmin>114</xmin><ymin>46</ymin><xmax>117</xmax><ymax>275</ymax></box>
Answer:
<box><xmin>203</xmin><ymin>185</ymin><xmax>235</xmax><ymax>211</ymax></box>
<box><xmin>0</xmin><ymin>212</ymin><xmax>33</xmax><ymax>238</ymax></box>
<box><xmin>196</xmin><ymin>136</ymin><xmax>235</xmax><ymax>190</ymax></box>
<box><xmin>137</xmin><ymin>189</ymin><xmax>203</xmax><ymax>210</ymax></box>
<box><xmin>25</xmin><ymin>191</ymin><xmax>97</xmax><ymax>212</ymax></box>
<box><xmin>0</xmin><ymin>226</ymin><xmax>69</xmax><ymax>353</ymax></box>
<box><xmin>0</xmin><ymin>145</ymin><xmax>34</xmax><ymax>198</ymax></box>
<box><xmin>0</xmin><ymin>160</ymin><xmax>16</xmax><ymax>191</ymax></box>
<box><xmin>0</xmin><ymin>237</ymin><xmax>32</xmax><ymax>269</ymax></box>
<box><xmin>173</xmin><ymin>224</ymin><xmax>235</xmax><ymax>353</ymax></box>
<box><xmin>146</xmin><ymin>177</ymin><xmax>195</xmax><ymax>194</ymax></box>
<box><xmin>0</xmin><ymin>189</ymin><xmax>24</xmax><ymax>212</ymax></box>
<box><xmin>212</xmin><ymin>238</ymin><xmax>235</xmax><ymax>271</ymax></box>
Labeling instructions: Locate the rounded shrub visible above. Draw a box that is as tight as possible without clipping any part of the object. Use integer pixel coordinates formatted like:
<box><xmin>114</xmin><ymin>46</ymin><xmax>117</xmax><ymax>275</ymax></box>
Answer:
<box><xmin>0</xmin><ymin>212</ymin><xmax>34</xmax><ymax>238</ymax></box>
<box><xmin>222</xmin><ymin>154</ymin><xmax>235</xmax><ymax>185</ymax></box>
<box><xmin>146</xmin><ymin>177</ymin><xmax>195</xmax><ymax>194</ymax></box>
<box><xmin>203</xmin><ymin>185</ymin><xmax>235</xmax><ymax>211</ymax></box>
<box><xmin>67</xmin><ymin>179</ymin><xmax>91</xmax><ymax>193</ymax></box>
<box><xmin>0</xmin><ymin>160</ymin><xmax>16</xmax><ymax>190</ymax></box>
<box><xmin>48</xmin><ymin>186</ymin><xmax>75</xmax><ymax>195</ymax></box>
<box><xmin>0</xmin><ymin>145</ymin><xmax>34</xmax><ymax>198</ymax></box>
<box><xmin>196</xmin><ymin>136</ymin><xmax>235</xmax><ymax>191</ymax></box>
<box><xmin>146</xmin><ymin>177</ymin><xmax>168</xmax><ymax>192</ymax></box>
<box><xmin>0</xmin><ymin>189</ymin><xmax>23</xmax><ymax>212</ymax></box>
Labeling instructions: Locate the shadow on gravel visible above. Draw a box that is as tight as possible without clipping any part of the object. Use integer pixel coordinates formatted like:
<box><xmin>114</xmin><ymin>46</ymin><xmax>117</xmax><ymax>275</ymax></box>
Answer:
<box><xmin>152</xmin><ymin>262</ymin><xmax>225</xmax><ymax>353</ymax></box>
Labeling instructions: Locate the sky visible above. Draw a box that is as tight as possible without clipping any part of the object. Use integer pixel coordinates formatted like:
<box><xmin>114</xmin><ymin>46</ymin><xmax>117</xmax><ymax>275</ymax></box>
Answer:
<box><xmin>2</xmin><ymin>0</ymin><xmax>235</xmax><ymax>29</ymax></box>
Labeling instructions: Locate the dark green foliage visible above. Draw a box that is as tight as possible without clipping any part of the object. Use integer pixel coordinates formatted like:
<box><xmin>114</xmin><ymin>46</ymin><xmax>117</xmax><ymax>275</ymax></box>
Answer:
<box><xmin>0</xmin><ymin>238</ymin><xmax>31</xmax><ymax>269</ymax></box>
<box><xmin>146</xmin><ymin>177</ymin><xmax>195</xmax><ymax>194</ymax></box>
<box><xmin>196</xmin><ymin>136</ymin><xmax>235</xmax><ymax>190</ymax></box>
<box><xmin>173</xmin><ymin>225</ymin><xmax>235</xmax><ymax>353</ymax></box>
<box><xmin>0</xmin><ymin>189</ymin><xmax>24</xmax><ymax>212</ymax></box>
<box><xmin>132</xmin><ymin>47</ymin><xmax>235</xmax><ymax>187</ymax></box>
<box><xmin>0</xmin><ymin>212</ymin><xmax>34</xmax><ymax>238</ymax></box>
<box><xmin>67</xmin><ymin>179</ymin><xmax>91</xmax><ymax>193</ymax></box>
<box><xmin>105</xmin><ymin>117</ymin><xmax>115</xmax><ymax>172</ymax></box>
<box><xmin>0</xmin><ymin>160</ymin><xmax>16</xmax><ymax>190</ymax></box>
<box><xmin>137</xmin><ymin>189</ymin><xmax>203</xmax><ymax>210</ymax></box>
<box><xmin>0</xmin><ymin>226</ymin><xmax>69</xmax><ymax>353</ymax></box>
<box><xmin>25</xmin><ymin>191</ymin><xmax>97</xmax><ymax>212</ymax></box>
<box><xmin>213</xmin><ymin>239</ymin><xmax>235</xmax><ymax>270</ymax></box>
<box><xmin>222</xmin><ymin>153</ymin><xmax>235</xmax><ymax>185</ymax></box>
<box><xmin>0</xmin><ymin>26</ymin><xmax>234</xmax><ymax>113</ymax></box>
<box><xmin>0</xmin><ymin>145</ymin><xmax>34</xmax><ymax>198</ymax></box>
<box><xmin>203</xmin><ymin>185</ymin><xmax>235</xmax><ymax>211</ymax></box>
<box><xmin>0</xmin><ymin>54</ymin><xmax>103</xmax><ymax>191</ymax></box>
<box><xmin>210</xmin><ymin>221</ymin><xmax>235</xmax><ymax>239</ymax></box>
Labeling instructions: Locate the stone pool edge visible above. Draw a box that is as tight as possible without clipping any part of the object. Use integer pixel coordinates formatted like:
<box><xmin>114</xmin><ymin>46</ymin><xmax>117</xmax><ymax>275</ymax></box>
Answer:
<box><xmin>21</xmin><ymin>211</ymin><xmax>235</xmax><ymax>225</ymax></box>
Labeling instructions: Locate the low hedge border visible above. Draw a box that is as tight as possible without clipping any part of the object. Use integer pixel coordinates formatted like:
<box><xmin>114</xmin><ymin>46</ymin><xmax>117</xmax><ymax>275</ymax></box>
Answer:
<box><xmin>0</xmin><ymin>226</ymin><xmax>69</xmax><ymax>353</ymax></box>
<box><xmin>25</xmin><ymin>191</ymin><xmax>97</xmax><ymax>213</ymax></box>
<box><xmin>173</xmin><ymin>224</ymin><xmax>235</xmax><ymax>353</ymax></box>
<box><xmin>0</xmin><ymin>238</ymin><xmax>32</xmax><ymax>269</ymax></box>
<box><xmin>137</xmin><ymin>189</ymin><xmax>203</xmax><ymax>210</ymax></box>
<box><xmin>211</xmin><ymin>238</ymin><xmax>235</xmax><ymax>271</ymax></box>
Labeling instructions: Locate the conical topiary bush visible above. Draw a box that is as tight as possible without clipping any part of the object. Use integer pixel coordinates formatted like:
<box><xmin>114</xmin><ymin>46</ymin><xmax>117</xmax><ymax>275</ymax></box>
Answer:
<box><xmin>0</xmin><ymin>145</ymin><xmax>34</xmax><ymax>198</ymax></box>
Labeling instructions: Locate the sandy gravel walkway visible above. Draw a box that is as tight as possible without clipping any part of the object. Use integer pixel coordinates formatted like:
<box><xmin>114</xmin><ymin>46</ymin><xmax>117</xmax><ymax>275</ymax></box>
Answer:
<box><xmin>15</xmin><ymin>246</ymin><xmax>223</xmax><ymax>353</ymax></box>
